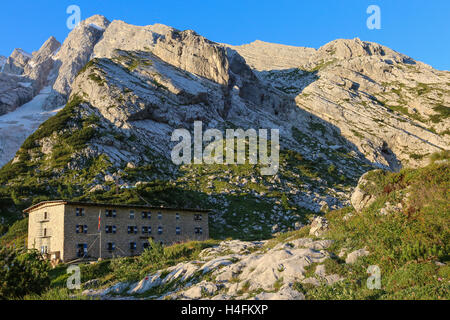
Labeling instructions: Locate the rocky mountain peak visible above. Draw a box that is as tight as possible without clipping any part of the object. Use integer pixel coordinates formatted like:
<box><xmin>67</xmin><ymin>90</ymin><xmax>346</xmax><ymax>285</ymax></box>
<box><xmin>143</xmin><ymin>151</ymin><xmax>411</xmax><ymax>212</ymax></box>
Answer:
<box><xmin>0</xmin><ymin>37</ymin><xmax>60</xmax><ymax>119</ymax></box>
<box><xmin>83</xmin><ymin>14</ymin><xmax>110</xmax><ymax>30</ymax></box>
<box><xmin>2</xmin><ymin>48</ymin><xmax>32</xmax><ymax>75</ymax></box>
<box><xmin>148</xmin><ymin>23</ymin><xmax>178</xmax><ymax>35</ymax></box>
<box><xmin>316</xmin><ymin>38</ymin><xmax>404</xmax><ymax>60</ymax></box>
<box><xmin>226</xmin><ymin>40</ymin><xmax>316</xmax><ymax>71</ymax></box>
<box><xmin>1</xmin><ymin>16</ymin><xmax>448</xmax><ymax>171</ymax></box>
<box><xmin>9</xmin><ymin>48</ymin><xmax>32</xmax><ymax>59</ymax></box>
<box><xmin>23</xmin><ymin>36</ymin><xmax>61</xmax><ymax>94</ymax></box>
<box><xmin>43</xmin><ymin>15</ymin><xmax>111</xmax><ymax>108</ymax></box>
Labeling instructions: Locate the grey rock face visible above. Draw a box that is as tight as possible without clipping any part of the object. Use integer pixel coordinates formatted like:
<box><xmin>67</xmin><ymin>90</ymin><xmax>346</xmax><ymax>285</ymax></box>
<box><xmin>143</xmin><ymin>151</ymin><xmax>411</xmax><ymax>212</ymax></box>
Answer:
<box><xmin>316</xmin><ymin>37</ymin><xmax>399</xmax><ymax>60</ymax></box>
<box><xmin>0</xmin><ymin>55</ymin><xmax>6</xmax><ymax>71</ymax></box>
<box><xmin>350</xmin><ymin>171</ymin><xmax>379</xmax><ymax>212</ymax></box>
<box><xmin>0</xmin><ymin>39</ymin><xmax>59</xmax><ymax>118</ymax></box>
<box><xmin>93</xmin><ymin>20</ymin><xmax>230</xmax><ymax>85</ymax></box>
<box><xmin>231</xmin><ymin>37</ymin><xmax>450</xmax><ymax>169</ymax></box>
<box><xmin>48</xmin><ymin>15</ymin><xmax>110</xmax><ymax>108</ymax></box>
<box><xmin>0</xmin><ymin>73</ymin><xmax>34</xmax><ymax>115</ymax></box>
<box><xmin>152</xmin><ymin>29</ymin><xmax>230</xmax><ymax>85</ymax></box>
<box><xmin>226</xmin><ymin>40</ymin><xmax>316</xmax><ymax>71</ymax></box>
<box><xmin>23</xmin><ymin>36</ymin><xmax>61</xmax><ymax>94</ymax></box>
<box><xmin>2</xmin><ymin>48</ymin><xmax>31</xmax><ymax>74</ymax></box>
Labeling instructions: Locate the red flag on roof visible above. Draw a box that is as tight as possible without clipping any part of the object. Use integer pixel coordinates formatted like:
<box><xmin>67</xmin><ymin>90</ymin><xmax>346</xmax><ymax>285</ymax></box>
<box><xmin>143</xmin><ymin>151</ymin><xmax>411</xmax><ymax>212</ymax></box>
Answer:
<box><xmin>98</xmin><ymin>210</ymin><xmax>101</xmax><ymax>231</ymax></box>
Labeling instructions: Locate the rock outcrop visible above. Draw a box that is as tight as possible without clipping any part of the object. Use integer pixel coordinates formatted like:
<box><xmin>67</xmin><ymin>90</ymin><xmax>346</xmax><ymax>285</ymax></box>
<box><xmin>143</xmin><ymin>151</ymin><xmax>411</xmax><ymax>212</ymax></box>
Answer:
<box><xmin>226</xmin><ymin>40</ymin><xmax>316</xmax><ymax>71</ymax></box>
<box><xmin>0</xmin><ymin>73</ymin><xmax>34</xmax><ymax>115</ymax></box>
<box><xmin>23</xmin><ymin>36</ymin><xmax>61</xmax><ymax>94</ymax></box>
<box><xmin>350</xmin><ymin>171</ymin><xmax>379</xmax><ymax>212</ymax></box>
<box><xmin>230</xmin><ymin>37</ymin><xmax>450</xmax><ymax>169</ymax></box>
<box><xmin>345</xmin><ymin>248</ymin><xmax>370</xmax><ymax>264</ymax></box>
<box><xmin>93</xmin><ymin>20</ymin><xmax>230</xmax><ymax>85</ymax></box>
<box><xmin>2</xmin><ymin>48</ymin><xmax>31</xmax><ymax>75</ymax></box>
<box><xmin>0</xmin><ymin>38</ymin><xmax>60</xmax><ymax>117</ymax></box>
<box><xmin>46</xmin><ymin>15</ymin><xmax>110</xmax><ymax>108</ymax></box>
<box><xmin>0</xmin><ymin>55</ymin><xmax>6</xmax><ymax>71</ymax></box>
<box><xmin>82</xmin><ymin>238</ymin><xmax>340</xmax><ymax>300</ymax></box>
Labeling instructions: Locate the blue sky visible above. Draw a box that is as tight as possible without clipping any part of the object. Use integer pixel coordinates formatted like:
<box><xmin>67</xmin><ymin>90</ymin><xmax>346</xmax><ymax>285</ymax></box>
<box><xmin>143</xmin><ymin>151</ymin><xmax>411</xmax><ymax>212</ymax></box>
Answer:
<box><xmin>1</xmin><ymin>0</ymin><xmax>449</xmax><ymax>70</ymax></box>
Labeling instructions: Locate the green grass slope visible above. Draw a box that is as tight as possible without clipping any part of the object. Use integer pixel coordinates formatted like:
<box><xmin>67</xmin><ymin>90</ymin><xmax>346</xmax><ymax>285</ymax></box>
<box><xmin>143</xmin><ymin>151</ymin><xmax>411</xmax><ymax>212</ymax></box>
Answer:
<box><xmin>280</xmin><ymin>153</ymin><xmax>449</xmax><ymax>299</ymax></box>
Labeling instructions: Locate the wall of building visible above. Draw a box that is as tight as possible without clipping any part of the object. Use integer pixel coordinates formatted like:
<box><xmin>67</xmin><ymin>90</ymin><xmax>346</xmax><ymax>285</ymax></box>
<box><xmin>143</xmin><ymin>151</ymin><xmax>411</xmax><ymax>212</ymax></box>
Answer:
<box><xmin>27</xmin><ymin>203</ymin><xmax>65</xmax><ymax>260</ymax></box>
<box><xmin>62</xmin><ymin>204</ymin><xmax>209</xmax><ymax>261</ymax></box>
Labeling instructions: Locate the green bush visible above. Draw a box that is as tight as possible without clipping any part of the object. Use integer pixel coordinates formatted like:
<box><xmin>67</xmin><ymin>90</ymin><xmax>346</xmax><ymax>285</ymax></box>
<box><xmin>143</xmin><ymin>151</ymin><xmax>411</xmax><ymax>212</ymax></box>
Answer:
<box><xmin>0</xmin><ymin>247</ymin><xmax>50</xmax><ymax>299</ymax></box>
<box><xmin>430</xmin><ymin>150</ymin><xmax>450</xmax><ymax>163</ymax></box>
<box><xmin>65</xmin><ymin>127</ymin><xmax>97</xmax><ymax>150</ymax></box>
<box><xmin>0</xmin><ymin>218</ymin><xmax>28</xmax><ymax>247</ymax></box>
<box><xmin>327</xmin><ymin>164</ymin><xmax>336</xmax><ymax>175</ymax></box>
<box><xmin>80</xmin><ymin>260</ymin><xmax>112</xmax><ymax>283</ymax></box>
<box><xmin>429</xmin><ymin>105</ymin><xmax>450</xmax><ymax>123</ymax></box>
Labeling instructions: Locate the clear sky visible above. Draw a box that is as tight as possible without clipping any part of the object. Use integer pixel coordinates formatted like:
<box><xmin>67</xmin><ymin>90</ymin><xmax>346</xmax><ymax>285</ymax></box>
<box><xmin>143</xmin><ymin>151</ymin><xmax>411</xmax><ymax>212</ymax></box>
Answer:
<box><xmin>1</xmin><ymin>0</ymin><xmax>449</xmax><ymax>70</ymax></box>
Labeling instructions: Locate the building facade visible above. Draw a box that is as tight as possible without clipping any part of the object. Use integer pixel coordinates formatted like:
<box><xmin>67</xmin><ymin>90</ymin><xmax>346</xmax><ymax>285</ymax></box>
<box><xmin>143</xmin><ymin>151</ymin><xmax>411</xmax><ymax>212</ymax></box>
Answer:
<box><xmin>25</xmin><ymin>200</ymin><xmax>209</xmax><ymax>262</ymax></box>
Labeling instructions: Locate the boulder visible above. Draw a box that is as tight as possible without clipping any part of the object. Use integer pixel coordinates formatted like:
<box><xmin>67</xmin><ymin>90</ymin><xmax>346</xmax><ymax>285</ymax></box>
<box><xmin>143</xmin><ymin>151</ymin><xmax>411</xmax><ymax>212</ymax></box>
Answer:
<box><xmin>350</xmin><ymin>171</ymin><xmax>379</xmax><ymax>212</ymax></box>
<box><xmin>102</xmin><ymin>282</ymin><xmax>129</xmax><ymax>296</ymax></box>
<box><xmin>271</xmin><ymin>224</ymin><xmax>280</xmax><ymax>233</ymax></box>
<box><xmin>309</xmin><ymin>216</ymin><xmax>329</xmax><ymax>236</ymax></box>
<box><xmin>345</xmin><ymin>248</ymin><xmax>370</xmax><ymax>264</ymax></box>
<box><xmin>93</xmin><ymin>21</ymin><xmax>230</xmax><ymax>85</ymax></box>
<box><xmin>127</xmin><ymin>272</ymin><xmax>162</xmax><ymax>294</ymax></box>
<box><xmin>82</xmin><ymin>279</ymin><xmax>100</xmax><ymax>289</ymax></box>
<box><xmin>89</xmin><ymin>184</ymin><xmax>107</xmax><ymax>193</ymax></box>
<box><xmin>302</xmin><ymin>277</ymin><xmax>321</xmax><ymax>286</ymax></box>
<box><xmin>181</xmin><ymin>281</ymin><xmax>218</xmax><ymax>299</ymax></box>
<box><xmin>294</xmin><ymin>221</ymin><xmax>304</xmax><ymax>230</ymax></box>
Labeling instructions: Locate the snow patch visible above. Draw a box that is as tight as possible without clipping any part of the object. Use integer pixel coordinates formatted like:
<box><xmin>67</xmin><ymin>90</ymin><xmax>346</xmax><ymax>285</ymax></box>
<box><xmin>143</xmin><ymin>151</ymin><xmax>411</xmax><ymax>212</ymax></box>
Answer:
<box><xmin>15</xmin><ymin>48</ymin><xmax>32</xmax><ymax>59</ymax></box>
<box><xmin>0</xmin><ymin>87</ymin><xmax>62</xmax><ymax>167</ymax></box>
<box><xmin>18</xmin><ymin>82</ymin><xmax>32</xmax><ymax>88</ymax></box>
<box><xmin>89</xmin><ymin>23</ymin><xmax>105</xmax><ymax>31</ymax></box>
